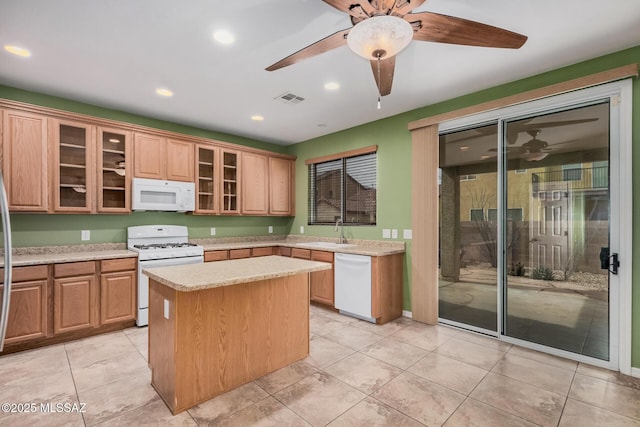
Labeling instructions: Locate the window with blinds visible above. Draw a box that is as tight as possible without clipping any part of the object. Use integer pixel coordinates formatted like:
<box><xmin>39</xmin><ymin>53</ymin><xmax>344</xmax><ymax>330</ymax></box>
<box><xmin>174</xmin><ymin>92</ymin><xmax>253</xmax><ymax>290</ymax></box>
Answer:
<box><xmin>308</xmin><ymin>152</ymin><xmax>377</xmax><ymax>225</ymax></box>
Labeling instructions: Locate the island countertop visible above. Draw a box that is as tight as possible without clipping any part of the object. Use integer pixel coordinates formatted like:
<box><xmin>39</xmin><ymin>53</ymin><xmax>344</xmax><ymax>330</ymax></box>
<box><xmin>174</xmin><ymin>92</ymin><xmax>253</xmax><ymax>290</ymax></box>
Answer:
<box><xmin>143</xmin><ymin>255</ymin><xmax>332</xmax><ymax>292</ymax></box>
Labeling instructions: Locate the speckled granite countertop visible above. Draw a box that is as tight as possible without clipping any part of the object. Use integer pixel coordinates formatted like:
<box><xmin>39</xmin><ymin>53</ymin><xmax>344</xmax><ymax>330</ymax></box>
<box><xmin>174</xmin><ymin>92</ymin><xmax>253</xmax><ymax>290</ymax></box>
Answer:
<box><xmin>192</xmin><ymin>236</ymin><xmax>405</xmax><ymax>256</ymax></box>
<box><xmin>143</xmin><ymin>255</ymin><xmax>331</xmax><ymax>291</ymax></box>
<box><xmin>0</xmin><ymin>236</ymin><xmax>404</xmax><ymax>268</ymax></box>
<box><xmin>0</xmin><ymin>243</ymin><xmax>137</xmax><ymax>267</ymax></box>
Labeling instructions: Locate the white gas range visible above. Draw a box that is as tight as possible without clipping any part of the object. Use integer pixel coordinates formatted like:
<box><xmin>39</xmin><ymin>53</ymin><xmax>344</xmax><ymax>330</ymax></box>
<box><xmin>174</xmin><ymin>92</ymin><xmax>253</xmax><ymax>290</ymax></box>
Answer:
<box><xmin>127</xmin><ymin>225</ymin><xmax>204</xmax><ymax>326</ymax></box>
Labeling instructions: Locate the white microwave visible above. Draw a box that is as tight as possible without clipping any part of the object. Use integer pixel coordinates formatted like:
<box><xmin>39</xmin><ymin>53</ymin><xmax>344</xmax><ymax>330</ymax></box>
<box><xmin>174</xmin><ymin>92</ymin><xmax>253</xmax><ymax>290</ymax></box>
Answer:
<box><xmin>132</xmin><ymin>178</ymin><xmax>195</xmax><ymax>212</ymax></box>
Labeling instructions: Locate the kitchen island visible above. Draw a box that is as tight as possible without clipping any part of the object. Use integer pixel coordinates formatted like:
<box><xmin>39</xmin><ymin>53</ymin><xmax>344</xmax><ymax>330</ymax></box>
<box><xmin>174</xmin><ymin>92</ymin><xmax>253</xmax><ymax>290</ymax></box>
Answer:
<box><xmin>143</xmin><ymin>255</ymin><xmax>331</xmax><ymax>414</ymax></box>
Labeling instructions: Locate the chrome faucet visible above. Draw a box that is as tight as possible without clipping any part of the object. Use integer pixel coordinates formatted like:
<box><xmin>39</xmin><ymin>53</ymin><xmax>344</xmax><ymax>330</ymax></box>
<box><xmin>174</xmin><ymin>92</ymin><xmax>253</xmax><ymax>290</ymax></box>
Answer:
<box><xmin>335</xmin><ymin>219</ymin><xmax>346</xmax><ymax>243</ymax></box>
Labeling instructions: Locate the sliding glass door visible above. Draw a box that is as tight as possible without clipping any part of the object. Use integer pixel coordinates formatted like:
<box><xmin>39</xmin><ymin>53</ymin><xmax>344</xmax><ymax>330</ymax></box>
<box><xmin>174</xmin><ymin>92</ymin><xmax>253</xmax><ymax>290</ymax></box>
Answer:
<box><xmin>438</xmin><ymin>94</ymin><xmax>619</xmax><ymax>364</ymax></box>
<box><xmin>503</xmin><ymin>102</ymin><xmax>611</xmax><ymax>360</ymax></box>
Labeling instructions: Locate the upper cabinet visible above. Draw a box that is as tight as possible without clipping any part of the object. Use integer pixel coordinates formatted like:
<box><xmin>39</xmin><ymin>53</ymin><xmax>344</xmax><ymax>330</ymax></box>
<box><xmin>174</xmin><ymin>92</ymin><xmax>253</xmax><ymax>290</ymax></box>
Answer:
<box><xmin>166</xmin><ymin>139</ymin><xmax>194</xmax><ymax>182</ymax></box>
<box><xmin>2</xmin><ymin>110</ymin><xmax>49</xmax><ymax>212</ymax></box>
<box><xmin>50</xmin><ymin>118</ymin><xmax>95</xmax><ymax>212</ymax></box>
<box><xmin>0</xmin><ymin>100</ymin><xmax>295</xmax><ymax>216</ymax></box>
<box><xmin>220</xmin><ymin>149</ymin><xmax>240</xmax><ymax>214</ymax></box>
<box><xmin>97</xmin><ymin>127</ymin><xmax>132</xmax><ymax>212</ymax></box>
<box><xmin>241</xmin><ymin>152</ymin><xmax>269</xmax><ymax>215</ymax></box>
<box><xmin>269</xmin><ymin>157</ymin><xmax>295</xmax><ymax>216</ymax></box>
<box><xmin>195</xmin><ymin>145</ymin><xmax>218</xmax><ymax>214</ymax></box>
<box><xmin>133</xmin><ymin>133</ymin><xmax>194</xmax><ymax>182</ymax></box>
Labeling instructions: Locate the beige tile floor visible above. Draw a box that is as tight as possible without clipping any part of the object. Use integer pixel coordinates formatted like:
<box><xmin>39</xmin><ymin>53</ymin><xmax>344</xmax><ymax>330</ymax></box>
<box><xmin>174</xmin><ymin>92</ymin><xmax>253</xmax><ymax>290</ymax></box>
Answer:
<box><xmin>1</xmin><ymin>304</ymin><xmax>639</xmax><ymax>426</ymax></box>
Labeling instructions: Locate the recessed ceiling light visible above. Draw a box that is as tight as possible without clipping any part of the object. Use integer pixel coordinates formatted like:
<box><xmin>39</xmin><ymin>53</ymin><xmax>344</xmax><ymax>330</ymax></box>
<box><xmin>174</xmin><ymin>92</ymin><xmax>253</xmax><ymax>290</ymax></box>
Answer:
<box><xmin>480</xmin><ymin>155</ymin><xmax>490</xmax><ymax>160</ymax></box>
<box><xmin>4</xmin><ymin>45</ymin><xmax>31</xmax><ymax>58</ymax></box>
<box><xmin>459</xmin><ymin>146</ymin><xmax>470</xmax><ymax>151</ymax></box>
<box><xmin>324</xmin><ymin>82</ymin><xmax>340</xmax><ymax>91</ymax></box>
<box><xmin>155</xmin><ymin>88</ymin><xmax>173</xmax><ymax>97</ymax></box>
<box><xmin>213</xmin><ymin>30</ymin><xmax>235</xmax><ymax>45</ymax></box>
<box><xmin>251</xmin><ymin>115</ymin><xmax>264</xmax><ymax>122</ymax></box>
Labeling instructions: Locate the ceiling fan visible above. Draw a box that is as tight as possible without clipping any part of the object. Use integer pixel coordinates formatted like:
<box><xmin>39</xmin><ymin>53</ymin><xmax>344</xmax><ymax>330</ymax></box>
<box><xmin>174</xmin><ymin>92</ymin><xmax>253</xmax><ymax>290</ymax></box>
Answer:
<box><xmin>266</xmin><ymin>0</ymin><xmax>528</xmax><ymax>97</ymax></box>
<box><xmin>489</xmin><ymin>130</ymin><xmax>580</xmax><ymax>162</ymax></box>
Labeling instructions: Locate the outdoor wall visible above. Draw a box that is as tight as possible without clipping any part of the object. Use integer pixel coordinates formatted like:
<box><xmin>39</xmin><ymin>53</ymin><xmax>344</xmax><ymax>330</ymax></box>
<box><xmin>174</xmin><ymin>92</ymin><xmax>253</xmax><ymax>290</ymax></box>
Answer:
<box><xmin>287</xmin><ymin>45</ymin><xmax>640</xmax><ymax>368</ymax></box>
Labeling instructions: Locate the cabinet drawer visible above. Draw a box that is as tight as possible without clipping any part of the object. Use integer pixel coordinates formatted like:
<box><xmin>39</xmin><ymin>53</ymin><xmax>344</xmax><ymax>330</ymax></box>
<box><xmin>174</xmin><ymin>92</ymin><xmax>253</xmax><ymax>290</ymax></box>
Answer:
<box><xmin>229</xmin><ymin>249</ymin><xmax>251</xmax><ymax>259</ymax></box>
<box><xmin>54</xmin><ymin>261</ymin><xmax>96</xmax><ymax>278</ymax></box>
<box><xmin>205</xmin><ymin>250</ymin><xmax>229</xmax><ymax>262</ymax></box>
<box><xmin>311</xmin><ymin>250</ymin><xmax>334</xmax><ymax>263</ymax></box>
<box><xmin>278</xmin><ymin>247</ymin><xmax>292</xmax><ymax>257</ymax></box>
<box><xmin>291</xmin><ymin>248</ymin><xmax>311</xmax><ymax>260</ymax></box>
<box><xmin>0</xmin><ymin>265</ymin><xmax>48</xmax><ymax>283</ymax></box>
<box><xmin>251</xmin><ymin>247</ymin><xmax>273</xmax><ymax>257</ymax></box>
<box><xmin>101</xmin><ymin>258</ymin><xmax>136</xmax><ymax>273</ymax></box>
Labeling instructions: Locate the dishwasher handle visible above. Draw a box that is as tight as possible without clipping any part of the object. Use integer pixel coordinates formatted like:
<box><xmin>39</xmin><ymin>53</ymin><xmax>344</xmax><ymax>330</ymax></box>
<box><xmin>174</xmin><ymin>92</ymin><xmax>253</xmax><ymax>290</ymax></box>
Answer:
<box><xmin>335</xmin><ymin>253</ymin><xmax>371</xmax><ymax>263</ymax></box>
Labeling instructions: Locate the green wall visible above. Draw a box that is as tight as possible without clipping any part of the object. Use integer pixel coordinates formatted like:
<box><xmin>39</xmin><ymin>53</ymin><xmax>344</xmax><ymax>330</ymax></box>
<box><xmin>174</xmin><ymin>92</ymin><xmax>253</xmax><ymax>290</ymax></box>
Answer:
<box><xmin>287</xmin><ymin>45</ymin><xmax>640</xmax><ymax>367</ymax></box>
<box><xmin>2</xmin><ymin>45</ymin><xmax>639</xmax><ymax>367</ymax></box>
<box><xmin>0</xmin><ymin>84</ymin><xmax>292</xmax><ymax>246</ymax></box>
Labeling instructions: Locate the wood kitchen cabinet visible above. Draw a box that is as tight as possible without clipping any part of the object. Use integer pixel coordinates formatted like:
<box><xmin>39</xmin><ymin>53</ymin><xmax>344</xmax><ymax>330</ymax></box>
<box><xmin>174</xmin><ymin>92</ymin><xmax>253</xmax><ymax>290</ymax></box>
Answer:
<box><xmin>97</xmin><ymin>126</ymin><xmax>132</xmax><ymax>212</ymax></box>
<box><xmin>195</xmin><ymin>145</ymin><xmax>218</xmax><ymax>214</ymax></box>
<box><xmin>53</xmin><ymin>261</ymin><xmax>98</xmax><ymax>334</ymax></box>
<box><xmin>241</xmin><ymin>152</ymin><xmax>269</xmax><ymax>215</ymax></box>
<box><xmin>50</xmin><ymin>118</ymin><xmax>95</xmax><ymax>212</ymax></box>
<box><xmin>310</xmin><ymin>250</ymin><xmax>334</xmax><ymax>306</ymax></box>
<box><xmin>0</xmin><ymin>265</ymin><xmax>49</xmax><ymax>344</ymax></box>
<box><xmin>100</xmin><ymin>258</ymin><xmax>136</xmax><ymax>325</ymax></box>
<box><xmin>2</xmin><ymin>109</ymin><xmax>49</xmax><ymax>212</ymax></box>
<box><xmin>269</xmin><ymin>157</ymin><xmax>294</xmax><ymax>216</ymax></box>
<box><xmin>204</xmin><ymin>250</ymin><xmax>229</xmax><ymax>262</ymax></box>
<box><xmin>133</xmin><ymin>133</ymin><xmax>194</xmax><ymax>182</ymax></box>
<box><xmin>220</xmin><ymin>149</ymin><xmax>240</xmax><ymax>214</ymax></box>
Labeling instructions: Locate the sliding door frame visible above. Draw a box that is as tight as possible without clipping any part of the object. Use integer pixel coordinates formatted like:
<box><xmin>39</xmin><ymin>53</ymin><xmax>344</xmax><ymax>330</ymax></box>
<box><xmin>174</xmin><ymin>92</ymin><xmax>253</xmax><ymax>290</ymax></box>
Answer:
<box><xmin>438</xmin><ymin>79</ymin><xmax>633</xmax><ymax>373</ymax></box>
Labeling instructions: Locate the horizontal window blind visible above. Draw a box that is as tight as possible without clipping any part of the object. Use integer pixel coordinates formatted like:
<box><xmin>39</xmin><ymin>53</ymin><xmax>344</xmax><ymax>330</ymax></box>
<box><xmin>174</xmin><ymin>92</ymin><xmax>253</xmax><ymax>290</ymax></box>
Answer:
<box><xmin>308</xmin><ymin>151</ymin><xmax>376</xmax><ymax>226</ymax></box>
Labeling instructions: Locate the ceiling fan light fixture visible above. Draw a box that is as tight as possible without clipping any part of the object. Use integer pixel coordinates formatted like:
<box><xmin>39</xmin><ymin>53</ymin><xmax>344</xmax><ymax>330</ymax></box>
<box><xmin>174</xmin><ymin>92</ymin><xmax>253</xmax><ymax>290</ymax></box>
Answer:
<box><xmin>347</xmin><ymin>15</ymin><xmax>413</xmax><ymax>60</ymax></box>
<box><xmin>523</xmin><ymin>152</ymin><xmax>548</xmax><ymax>162</ymax></box>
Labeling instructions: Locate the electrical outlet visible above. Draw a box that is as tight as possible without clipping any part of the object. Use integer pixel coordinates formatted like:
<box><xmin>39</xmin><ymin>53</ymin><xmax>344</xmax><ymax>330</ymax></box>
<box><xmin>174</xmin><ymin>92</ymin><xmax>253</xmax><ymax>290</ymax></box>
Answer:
<box><xmin>382</xmin><ymin>229</ymin><xmax>391</xmax><ymax>239</ymax></box>
<box><xmin>81</xmin><ymin>230</ymin><xmax>90</xmax><ymax>241</ymax></box>
<box><xmin>403</xmin><ymin>229</ymin><xmax>413</xmax><ymax>239</ymax></box>
<box><xmin>268</xmin><ymin>226</ymin><xmax>273</xmax><ymax>234</ymax></box>
<box><xmin>164</xmin><ymin>299</ymin><xmax>170</xmax><ymax>319</ymax></box>
<box><xmin>210</xmin><ymin>227</ymin><xmax>216</xmax><ymax>236</ymax></box>
<box><xmin>300</xmin><ymin>226</ymin><xmax>304</xmax><ymax>234</ymax></box>
<box><xmin>392</xmin><ymin>229</ymin><xmax>398</xmax><ymax>239</ymax></box>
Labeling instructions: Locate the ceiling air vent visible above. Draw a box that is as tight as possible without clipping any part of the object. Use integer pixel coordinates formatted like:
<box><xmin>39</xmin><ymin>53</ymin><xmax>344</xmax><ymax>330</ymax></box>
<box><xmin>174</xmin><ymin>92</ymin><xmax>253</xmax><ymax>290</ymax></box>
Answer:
<box><xmin>275</xmin><ymin>92</ymin><xmax>305</xmax><ymax>104</ymax></box>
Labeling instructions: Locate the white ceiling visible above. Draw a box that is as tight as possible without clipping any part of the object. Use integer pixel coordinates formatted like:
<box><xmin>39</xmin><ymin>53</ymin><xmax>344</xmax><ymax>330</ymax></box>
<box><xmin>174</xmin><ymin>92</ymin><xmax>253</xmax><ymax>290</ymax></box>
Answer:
<box><xmin>1</xmin><ymin>0</ymin><xmax>639</xmax><ymax>146</ymax></box>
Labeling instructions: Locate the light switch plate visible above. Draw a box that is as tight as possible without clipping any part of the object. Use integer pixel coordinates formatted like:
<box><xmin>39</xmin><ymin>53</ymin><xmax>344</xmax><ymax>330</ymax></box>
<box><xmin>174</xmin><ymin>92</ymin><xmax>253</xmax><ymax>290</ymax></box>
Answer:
<box><xmin>403</xmin><ymin>229</ymin><xmax>413</xmax><ymax>239</ymax></box>
<box><xmin>268</xmin><ymin>226</ymin><xmax>273</xmax><ymax>234</ymax></box>
<box><xmin>210</xmin><ymin>227</ymin><xmax>216</xmax><ymax>236</ymax></box>
<box><xmin>382</xmin><ymin>229</ymin><xmax>391</xmax><ymax>239</ymax></box>
<box><xmin>300</xmin><ymin>226</ymin><xmax>304</xmax><ymax>234</ymax></box>
<box><xmin>392</xmin><ymin>229</ymin><xmax>398</xmax><ymax>239</ymax></box>
<box><xmin>81</xmin><ymin>230</ymin><xmax>90</xmax><ymax>241</ymax></box>
<box><xmin>164</xmin><ymin>299</ymin><xmax>170</xmax><ymax>319</ymax></box>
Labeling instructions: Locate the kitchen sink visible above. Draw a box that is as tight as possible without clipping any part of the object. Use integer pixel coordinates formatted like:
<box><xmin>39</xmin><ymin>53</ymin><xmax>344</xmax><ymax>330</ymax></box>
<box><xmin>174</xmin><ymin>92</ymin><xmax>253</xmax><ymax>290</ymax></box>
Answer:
<box><xmin>296</xmin><ymin>241</ymin><xmax>356</xmax><ymax>249</ymax></box>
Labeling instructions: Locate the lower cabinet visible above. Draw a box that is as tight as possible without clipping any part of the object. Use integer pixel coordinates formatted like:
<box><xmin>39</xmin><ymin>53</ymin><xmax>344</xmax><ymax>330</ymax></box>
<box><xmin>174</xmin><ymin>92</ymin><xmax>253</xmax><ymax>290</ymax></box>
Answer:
<box><xmin>310</xmin><ymin>251</ymin><xmax>334</xmax><ymax>306</ymax></box>
<box><xmin>0</xmin><ymin>265</ymin><xmax>48</xmax><ymax>344</ymax></box>
<box><xmin>100</xmin><ymin>258</ymin><xmax>136</xmax><ymax>325</ymax></box>
<box><xmin>54</xmin><ymin>261</ymin><xmax>98</xmax><ymax>334</ymax></box>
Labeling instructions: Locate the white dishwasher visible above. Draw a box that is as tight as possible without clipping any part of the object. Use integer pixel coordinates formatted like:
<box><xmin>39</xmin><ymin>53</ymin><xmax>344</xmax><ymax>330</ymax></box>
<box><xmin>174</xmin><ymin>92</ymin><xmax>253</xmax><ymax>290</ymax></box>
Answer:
<box><xmin>334</xmin><ymin>253</ymin><xmax>375</xmax><ymax>323</ymax></box>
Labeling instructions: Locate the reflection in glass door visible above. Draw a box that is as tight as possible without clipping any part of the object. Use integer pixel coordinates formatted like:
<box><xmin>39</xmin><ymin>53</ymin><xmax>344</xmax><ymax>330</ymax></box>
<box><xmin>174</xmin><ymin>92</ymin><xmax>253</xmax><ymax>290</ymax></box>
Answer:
<box><xmin>504</xmin><ymin>102</ymin><xmax>611</xmax><ymax>360</ymax></box>
<box><xmin>438</xmin><ymin>124</ymin><xmax>499</xmax><ymax>332</ymax></box>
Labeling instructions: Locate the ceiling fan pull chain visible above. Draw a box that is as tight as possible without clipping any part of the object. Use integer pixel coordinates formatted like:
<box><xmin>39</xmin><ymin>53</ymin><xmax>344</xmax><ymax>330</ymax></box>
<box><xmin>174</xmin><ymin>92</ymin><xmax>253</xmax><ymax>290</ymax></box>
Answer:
<box><xmin>377</xmin><ymin>55</ymin><xmax>382</xmax><ymax>109</ymax></box>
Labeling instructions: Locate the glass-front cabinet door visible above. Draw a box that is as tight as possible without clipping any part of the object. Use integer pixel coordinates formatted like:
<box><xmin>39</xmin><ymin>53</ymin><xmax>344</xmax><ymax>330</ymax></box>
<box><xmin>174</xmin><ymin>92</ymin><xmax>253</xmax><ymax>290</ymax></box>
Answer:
<box><xmin>51</xmin><ymin>119</ymin><xmax>94</xmax><ymax>212</ymax></box>
<box><xmin>196</xmin><ymin>145</ymin><xmax>218</xmax><ymax>214</ymax></box>
<box><xmin>220</xmin><ymin>149</ymin><xmax>239</xmax><ymax>214</ymax></box>
<box><xmin>97</xmin><ymin>127</ymin><xmax>131</xmax><ymax>212</ymax></box>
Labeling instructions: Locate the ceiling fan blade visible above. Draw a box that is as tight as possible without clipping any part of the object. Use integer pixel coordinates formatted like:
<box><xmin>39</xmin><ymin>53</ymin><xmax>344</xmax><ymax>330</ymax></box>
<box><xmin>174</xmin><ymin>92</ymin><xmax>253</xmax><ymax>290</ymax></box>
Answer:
<box><xmin>514</xmin><ymin>118</ymin><xmax>599</xmax><ymax>130</ymax></box>
<box><xmin>391</xmin><ymin>0</ymin><xmax>426</xmax><ymax>16</ymax></box>
<box><xmin>376</xmin><ymin>0</ymin><xmax>397</xmax><ymax>13</ymax></box>
<box><xmin>406</xmin><ymin>12</ymin><xmax>527</xmax><ymax>49</ymax></box>
<box><xmin>370</xmin><ymin>56</ymin><xmax>396</xmax><ymax>96</ymax></box>
<box><xmin>323</xmin><ymin>0</ymin><xmax>374</xmax><ymax>18</ymax></box>
<box><xmin>266</xmin><ymin>28</ymin><xmax>350</xmax><ymax>71</ymax></box>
